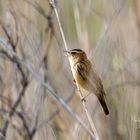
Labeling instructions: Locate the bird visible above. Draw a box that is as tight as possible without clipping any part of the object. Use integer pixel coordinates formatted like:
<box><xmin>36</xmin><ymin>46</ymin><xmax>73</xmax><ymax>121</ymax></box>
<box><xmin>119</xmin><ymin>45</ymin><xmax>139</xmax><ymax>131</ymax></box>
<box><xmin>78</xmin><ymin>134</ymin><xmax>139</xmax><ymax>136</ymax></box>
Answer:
<box><xmin>64</xmin><ymin>49</ymin><xmax>109</xmax><ymax>115</ymax></box>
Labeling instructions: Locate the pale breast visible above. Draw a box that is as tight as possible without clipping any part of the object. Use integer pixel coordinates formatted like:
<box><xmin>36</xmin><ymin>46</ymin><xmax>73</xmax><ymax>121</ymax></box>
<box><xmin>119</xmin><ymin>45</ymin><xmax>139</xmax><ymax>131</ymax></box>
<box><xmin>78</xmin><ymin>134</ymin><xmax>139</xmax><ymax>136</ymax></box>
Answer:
<box><xmin>71</xmin><ymin>66</ymin><xmax>88</xmax><ymax>90</ymax></box>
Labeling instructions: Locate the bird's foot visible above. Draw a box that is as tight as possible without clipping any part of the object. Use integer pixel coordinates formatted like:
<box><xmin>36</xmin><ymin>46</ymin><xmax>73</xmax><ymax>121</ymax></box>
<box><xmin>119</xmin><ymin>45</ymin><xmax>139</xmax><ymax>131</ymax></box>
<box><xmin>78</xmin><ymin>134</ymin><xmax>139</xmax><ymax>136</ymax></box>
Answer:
<box><xmin>80</xmin><ymin>92</ymin><xmax>91</xmax><ymax>102</ymax></box>
<box><xmin>81</xmin><ymin>97</ymin><xmax>86</xmax><ymax>102</ymax></box>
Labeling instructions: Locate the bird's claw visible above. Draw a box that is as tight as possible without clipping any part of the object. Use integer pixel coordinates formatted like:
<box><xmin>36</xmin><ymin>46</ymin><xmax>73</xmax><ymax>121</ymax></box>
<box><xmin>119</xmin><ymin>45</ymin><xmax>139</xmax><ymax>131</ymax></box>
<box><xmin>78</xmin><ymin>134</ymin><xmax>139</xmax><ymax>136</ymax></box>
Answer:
<box><xmin>81</xmin><ymin>97</ymin><xmax>86</xmax><ymax>102</ymax></box>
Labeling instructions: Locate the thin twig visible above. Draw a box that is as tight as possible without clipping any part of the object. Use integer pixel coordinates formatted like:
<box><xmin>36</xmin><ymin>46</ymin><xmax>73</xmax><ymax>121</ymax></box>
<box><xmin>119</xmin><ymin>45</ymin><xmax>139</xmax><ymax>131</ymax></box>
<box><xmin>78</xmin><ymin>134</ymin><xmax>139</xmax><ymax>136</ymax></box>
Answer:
<box><xmin>77</xmin><ymin>86</ymin><xmax>99</xmax><ymax>140</ymax></box>
<box><xmin>0</xmin><ymin>24</ymin><xmax>29</xmax><ymax>137</ymax></box>
<box><xmin>0</xmin><ymin>50</ymin><xmax>28</xmax><ymax>137</ymax></box>
<box><xmin>37</xmin><ymin>88</ymin><xmax>75</xmax><ymax>130</ymax></box>
<box><xmin>49</xmin><ymin>0</ymin><xmax>68</xmax><ymax>51</ymax></box>
<box><xmin>49</xmin><ymin>0</ymin><xmax>99</xmax><ymax>139</ymax></box>
<box><xmin>72</xmin><ymin>0</ymin><xmax>82</xmax><ymax>45</ymax></box>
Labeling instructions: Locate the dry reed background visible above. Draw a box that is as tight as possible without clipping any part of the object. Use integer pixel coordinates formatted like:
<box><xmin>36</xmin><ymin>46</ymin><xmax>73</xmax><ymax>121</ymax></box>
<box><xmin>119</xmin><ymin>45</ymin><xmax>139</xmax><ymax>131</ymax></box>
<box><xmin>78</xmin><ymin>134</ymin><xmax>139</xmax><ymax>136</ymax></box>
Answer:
<box><xmin>0</xmin><ymin>0</ymin><xmax>140</xmax><ymax>140</ymax></box>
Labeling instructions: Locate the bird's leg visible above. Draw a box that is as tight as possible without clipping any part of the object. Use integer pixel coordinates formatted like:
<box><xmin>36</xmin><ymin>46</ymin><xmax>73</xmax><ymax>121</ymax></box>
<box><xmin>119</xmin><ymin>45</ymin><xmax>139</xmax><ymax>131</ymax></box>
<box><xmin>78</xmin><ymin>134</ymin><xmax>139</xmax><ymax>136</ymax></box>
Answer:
<box><xmin>81</xmin><ymin>92</ymin><xmax>92</xmax><ymax>102</ymax></box>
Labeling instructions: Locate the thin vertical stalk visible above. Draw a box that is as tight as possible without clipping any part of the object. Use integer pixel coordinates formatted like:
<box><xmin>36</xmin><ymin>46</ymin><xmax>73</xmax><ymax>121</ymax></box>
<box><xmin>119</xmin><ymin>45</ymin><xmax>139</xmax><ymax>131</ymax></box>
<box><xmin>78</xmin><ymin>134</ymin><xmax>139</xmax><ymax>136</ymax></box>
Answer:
<box><xmin>49</xmin><ymin>0</ymin><xmax>100</xmax><ymax>139</ymax></box>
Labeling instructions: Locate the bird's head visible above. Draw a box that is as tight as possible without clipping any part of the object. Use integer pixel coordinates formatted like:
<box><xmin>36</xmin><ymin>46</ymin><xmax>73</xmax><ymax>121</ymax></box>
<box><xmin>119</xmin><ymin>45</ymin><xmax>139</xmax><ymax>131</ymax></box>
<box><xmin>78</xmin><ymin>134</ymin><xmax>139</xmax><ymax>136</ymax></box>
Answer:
<box><xmin>64</xmin><ymin>49</ymin><xmax>87</xmax><ymax>63</ymax></box>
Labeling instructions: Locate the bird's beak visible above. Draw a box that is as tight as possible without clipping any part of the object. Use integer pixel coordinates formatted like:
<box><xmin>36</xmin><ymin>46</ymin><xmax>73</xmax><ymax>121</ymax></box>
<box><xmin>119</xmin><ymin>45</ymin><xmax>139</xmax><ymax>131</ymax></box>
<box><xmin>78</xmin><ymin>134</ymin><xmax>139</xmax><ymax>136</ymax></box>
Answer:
<box><xmin>64</xmin><ymin>50</ymin><xmax>70</xmax><ymax>56</ymax></box>
<box><xmin>64</xmin><ymin>50</ymin><xmax>70</xmax><ymax>53</ymax></box>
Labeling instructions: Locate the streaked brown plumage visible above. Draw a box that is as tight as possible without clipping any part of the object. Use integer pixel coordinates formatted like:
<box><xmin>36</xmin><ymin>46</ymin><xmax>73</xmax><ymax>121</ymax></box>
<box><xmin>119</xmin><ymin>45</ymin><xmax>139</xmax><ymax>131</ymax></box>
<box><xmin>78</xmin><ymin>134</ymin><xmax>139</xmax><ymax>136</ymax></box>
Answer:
<box><xmin>65</xmin><ymin>49</ymin><xmax>109</xmax><ymax>115</ymax></box>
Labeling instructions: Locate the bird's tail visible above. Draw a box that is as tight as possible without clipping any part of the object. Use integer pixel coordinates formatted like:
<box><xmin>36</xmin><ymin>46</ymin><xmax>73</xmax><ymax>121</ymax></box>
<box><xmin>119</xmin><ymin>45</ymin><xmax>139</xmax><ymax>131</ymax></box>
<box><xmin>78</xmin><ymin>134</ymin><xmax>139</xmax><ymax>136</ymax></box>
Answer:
<box><xmin>98</xmin><ymin>96</ymin><xmax>109</xmax><ymax>115</ymax></box>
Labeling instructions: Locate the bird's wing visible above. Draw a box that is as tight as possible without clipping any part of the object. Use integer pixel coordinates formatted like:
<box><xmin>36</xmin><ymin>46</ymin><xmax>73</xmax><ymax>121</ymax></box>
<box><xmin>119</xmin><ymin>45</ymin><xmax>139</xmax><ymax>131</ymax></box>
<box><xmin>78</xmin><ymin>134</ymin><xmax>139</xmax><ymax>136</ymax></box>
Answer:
<box><xmin>90</xmin><ymin>67</ymin><xmax>106</xmax><ymax>96</ymax></box>
<box><xmin>76</xmin><ymin>62</ymin><xmax>97</xmax><ymax>92</ymax></box>
<box><xmin>76</xmin><ymin>62</ymin><xmax>88</xmax><ymax>81</ymax></box>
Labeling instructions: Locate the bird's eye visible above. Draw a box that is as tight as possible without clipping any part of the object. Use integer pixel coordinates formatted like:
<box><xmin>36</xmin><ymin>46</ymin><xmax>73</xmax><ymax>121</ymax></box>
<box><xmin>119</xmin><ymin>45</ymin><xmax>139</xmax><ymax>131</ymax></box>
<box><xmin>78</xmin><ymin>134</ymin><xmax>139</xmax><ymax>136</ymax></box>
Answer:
<box><xmin>71</xmin><ymin>52</ymin><xmax>76</xmax><ymax>55</ymax></box>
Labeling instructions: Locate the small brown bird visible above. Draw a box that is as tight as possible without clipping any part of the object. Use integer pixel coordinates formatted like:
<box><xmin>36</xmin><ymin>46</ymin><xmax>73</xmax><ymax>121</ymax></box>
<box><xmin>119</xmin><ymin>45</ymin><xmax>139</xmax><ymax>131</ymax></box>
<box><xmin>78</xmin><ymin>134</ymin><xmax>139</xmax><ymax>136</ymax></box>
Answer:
<box><xmin>65</xmin><ymin>49</ymin><xmax>109</xmax><ymax>115</ymax></box>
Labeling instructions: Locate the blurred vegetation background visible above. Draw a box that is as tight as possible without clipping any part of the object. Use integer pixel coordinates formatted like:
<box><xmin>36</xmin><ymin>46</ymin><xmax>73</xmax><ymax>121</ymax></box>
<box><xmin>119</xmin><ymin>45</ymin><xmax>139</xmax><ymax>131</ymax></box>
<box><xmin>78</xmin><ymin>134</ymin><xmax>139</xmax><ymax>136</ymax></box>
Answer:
<box><xmin>0</xmin><ymin>0</ymin><xmax>140</xmax><ymax>140</ymax></box>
